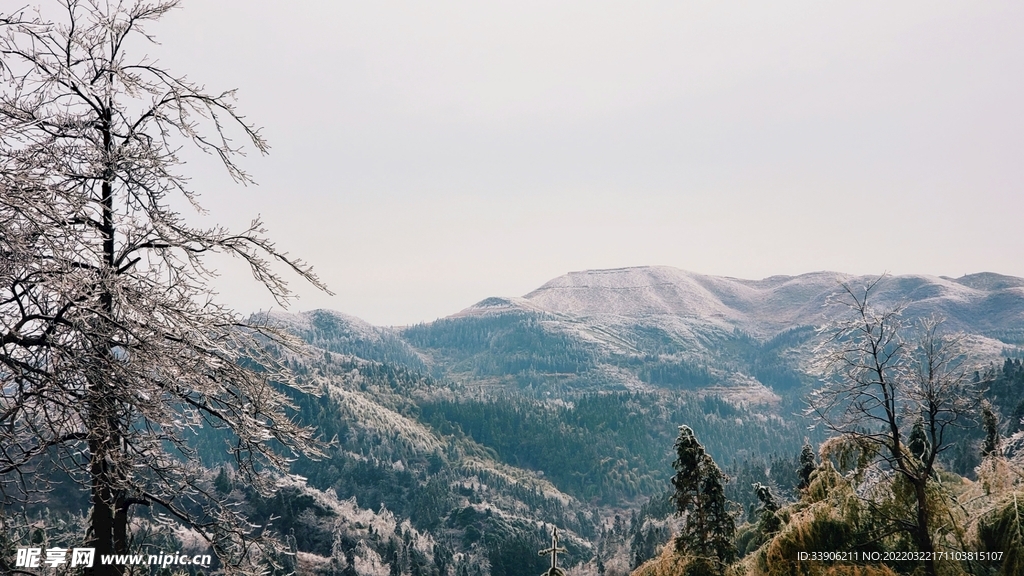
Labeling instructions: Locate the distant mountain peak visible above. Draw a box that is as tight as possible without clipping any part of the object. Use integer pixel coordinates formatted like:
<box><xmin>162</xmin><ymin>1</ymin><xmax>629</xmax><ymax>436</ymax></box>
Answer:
<box><xmin>945</xmin><ymin>272</ymin><xmax>1024</xmax><ymax>291</ymax></box>
<box><xmin>456</xmin><ymin>296</ymin><xmax>548</xmax><ymax>318</ymax></box>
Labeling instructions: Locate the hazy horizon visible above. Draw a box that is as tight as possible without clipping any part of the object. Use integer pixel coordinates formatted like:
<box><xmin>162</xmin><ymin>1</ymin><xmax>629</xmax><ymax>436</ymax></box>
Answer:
<box><xmin>137</xmin><ymin>1</ymin><xmax>1024</xmax><ymax>325</ymax></box>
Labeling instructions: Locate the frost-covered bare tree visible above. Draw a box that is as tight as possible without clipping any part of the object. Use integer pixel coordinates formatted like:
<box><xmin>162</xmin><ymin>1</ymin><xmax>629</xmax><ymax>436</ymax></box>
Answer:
<box><xmin>0</xmin><ymin>1</ymin><xmax>328</xmax><ymax>573</ymax></box>
<box><xmin>808</xmin><ymin>277</ymin><xmax>979</xmax><ymax>576</ymax></box>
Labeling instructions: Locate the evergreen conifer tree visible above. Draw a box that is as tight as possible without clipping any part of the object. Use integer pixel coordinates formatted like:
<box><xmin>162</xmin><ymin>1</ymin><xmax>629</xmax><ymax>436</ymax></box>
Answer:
<box><xmin>671</xmin><ymin>425</ymin><xmax>736</xmax><ymax>573</ymax></box>
<box><xmin>909</xmin><ymin>417</ymin><xmax>929</xmax><ymax>461</ymax></box>
<box><xmin>753</xmin><ymin>483</ymin><xmax>781</xmax><ymax>537</ymax></box>
<box><xmin>214</xmin><ymin>467</ymin><xmax>232</xmax><ymax>495</ymax></box>
<box><xmin>797</xmin><ymin>443</ymin><xmax>816</xmax><ymax>491</ymax></box>
<box><xmin>982</xmin><ymin>401</ymin><xmax>1000</xmax><ymax>457</ymax></box>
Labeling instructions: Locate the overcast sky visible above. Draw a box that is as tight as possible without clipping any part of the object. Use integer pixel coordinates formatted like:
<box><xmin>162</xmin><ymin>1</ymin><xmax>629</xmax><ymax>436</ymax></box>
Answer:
<box><xmin>145</xmin><ymin>1</ymin><xmax>1024</xmax><ymax>326</ymax></box>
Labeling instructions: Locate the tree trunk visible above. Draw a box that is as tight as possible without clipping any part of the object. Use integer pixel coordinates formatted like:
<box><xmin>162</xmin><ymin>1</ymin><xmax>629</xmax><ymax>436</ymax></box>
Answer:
<box><xmin>86</xmin><ymin>399</ymin><xmax>128</xmax><ymax>576</ymax></box>
<box><xmin>87</xmin><ymin>439</ymin><xmax>114</xmax><ymax>576</ymax></box>
<box><xmin>86</xmin><ymin>112</ymin><xmax>127</xmax><ymax>576</ymax></box>
<box><xmin>914</xmin><ymin>479</ymin><xmax>936</xmax><ymax>576</ymax></box>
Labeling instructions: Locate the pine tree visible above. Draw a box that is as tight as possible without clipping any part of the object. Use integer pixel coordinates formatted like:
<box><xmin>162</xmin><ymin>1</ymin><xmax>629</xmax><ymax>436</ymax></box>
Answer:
<box><xmin>797</xmin><ymin>443</ymin><xmax>816</xmax><ymax>491</ymax></box>
<box><xmin>908</xmin><ymin>417</ymin><xmax>929</xmax><ymax>461</ymax></box>
<box><xmin>753</xmin><ymin>482</ymin><xmax>781</xmax><ymax>537</ymax></box>
<box><xmin>671</xmin><ymin>425</ymin><xmax>736</xmax><ymax>572</ymax></box>
<box><xmin>342</xmin><ymin>548</ymin><xmax>358</xmax><ymax>576</ymax></box>
<box><xmin>214</xmin><ymin>467</ymin><xmax>232</xmax><ymax>495</ymax></box>
<box><xmin>982</xmin><ymin>401</ymin><xmax>1000</xmax><ymax>457</ymax></box>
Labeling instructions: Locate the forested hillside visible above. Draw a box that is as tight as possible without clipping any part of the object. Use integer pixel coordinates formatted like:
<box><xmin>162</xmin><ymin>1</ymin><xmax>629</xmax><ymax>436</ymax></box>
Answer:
<box><xmin>238</xmin><ymin>273</ymin><xmax>1024</xmax><ymax>576</ymax></box>
<box><xmin>7</xmin><ymin>269</ymin><xmax>1024</xmax><ymax>576</ymax></box>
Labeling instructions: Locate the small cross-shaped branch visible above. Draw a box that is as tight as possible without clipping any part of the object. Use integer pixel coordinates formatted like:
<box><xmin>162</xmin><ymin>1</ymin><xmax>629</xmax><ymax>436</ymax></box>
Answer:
<box><xmin>539</xmin><ymin>526</ymin><xmax>567</xmax><ymax>573</ymax></box>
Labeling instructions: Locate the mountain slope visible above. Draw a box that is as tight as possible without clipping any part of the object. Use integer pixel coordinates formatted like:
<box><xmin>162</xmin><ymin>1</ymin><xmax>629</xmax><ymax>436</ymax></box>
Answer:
<box><xmin>518</xmin><ymin>267</ymin><xmax>1024</xmax><ymax>338</ymax></box>
<box><xmin>247</xmin><ymin>267</ymin><xmax>1024</xmax><ymax>575</ymax></box>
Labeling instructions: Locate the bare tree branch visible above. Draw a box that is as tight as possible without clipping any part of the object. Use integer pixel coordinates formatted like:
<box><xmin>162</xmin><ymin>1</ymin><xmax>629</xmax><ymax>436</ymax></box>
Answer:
<box><xmin>807</xmin><ymin>277</ymin><xmax>981</xmax><ymax>576</ymax></box>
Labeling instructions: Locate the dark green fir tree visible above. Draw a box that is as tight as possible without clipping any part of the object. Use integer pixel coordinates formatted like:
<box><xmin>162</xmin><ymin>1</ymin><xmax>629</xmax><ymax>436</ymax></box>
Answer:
<box><xmin>797</xmin><ymin>442</ymin><xmax>816</xmax><ymax>491</ymax></box>
<box><xmin>982</xmin><ymin>402</ymin><xmax>1001</xmax><ymax>457</ymax></box>
<box><xmin>909</xmin><ymin>417</ymin><xmax>929</xmax><ymax>461</ymax></box>
<box><xmin>671</xmin><ymin>425</ymin><xmax>736</xmax><ymax>574</ymax></box>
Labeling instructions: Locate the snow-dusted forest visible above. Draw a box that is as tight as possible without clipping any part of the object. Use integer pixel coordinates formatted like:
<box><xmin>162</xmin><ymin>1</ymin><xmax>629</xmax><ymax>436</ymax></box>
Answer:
<box><xmin>3</xmin><ymin>2</ymin><xmax>1024</xmax><ymax>576</ymax></box>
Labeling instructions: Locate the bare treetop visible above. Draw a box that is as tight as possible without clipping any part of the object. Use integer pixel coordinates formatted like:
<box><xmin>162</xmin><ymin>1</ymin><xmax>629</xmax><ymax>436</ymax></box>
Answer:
<box><xmin>808</xmin><ymin>276</ymin><xmax>980</xmax><ymax>576</ymax></box>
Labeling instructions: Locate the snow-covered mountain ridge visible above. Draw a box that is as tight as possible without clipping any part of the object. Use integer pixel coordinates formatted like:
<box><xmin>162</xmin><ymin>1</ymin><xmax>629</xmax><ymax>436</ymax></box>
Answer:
<box><xmin>460</xmin><ymin>267</ymin><xmax>1024</xmax><ymax>340</ymax></box>
<box><xmin>269</xmin><ymin>267</ymin><xmax>1024</xmax><ymax>398</ymax></box>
